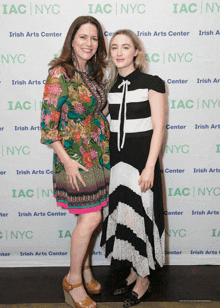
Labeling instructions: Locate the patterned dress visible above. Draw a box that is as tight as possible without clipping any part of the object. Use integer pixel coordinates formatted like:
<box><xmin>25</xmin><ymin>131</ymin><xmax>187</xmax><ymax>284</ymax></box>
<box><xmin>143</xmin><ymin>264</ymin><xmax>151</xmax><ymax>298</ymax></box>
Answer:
<box><xmin>101</xmin><ymin>68</ymin><xmax>165</xmax><ymax>277</ymax></box>
<box><xmin>40</xmin><ymin>66</ymin><xmax>110</xmax><ymax>214</ymax></box>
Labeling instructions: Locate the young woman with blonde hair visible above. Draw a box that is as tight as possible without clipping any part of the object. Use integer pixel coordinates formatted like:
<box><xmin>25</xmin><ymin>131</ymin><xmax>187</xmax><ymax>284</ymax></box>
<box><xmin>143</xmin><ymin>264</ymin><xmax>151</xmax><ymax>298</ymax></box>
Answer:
<box><xmin>101</xmin><ymin>29</ymin><xmax>165</xmax><ymax>307</ymax></box>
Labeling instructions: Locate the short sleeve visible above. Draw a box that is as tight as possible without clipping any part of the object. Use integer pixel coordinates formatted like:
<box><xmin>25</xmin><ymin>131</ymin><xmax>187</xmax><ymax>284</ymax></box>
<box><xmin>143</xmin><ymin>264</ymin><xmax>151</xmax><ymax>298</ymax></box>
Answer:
<box><xmin>149</xmin><ymin>75</ymin><xmax>165</xmax><ymax>93</ymax></box>
<box><xmin>40</xmin><ymin>67</ymin><xmax>68</xmax><ymax>144</ymax></box>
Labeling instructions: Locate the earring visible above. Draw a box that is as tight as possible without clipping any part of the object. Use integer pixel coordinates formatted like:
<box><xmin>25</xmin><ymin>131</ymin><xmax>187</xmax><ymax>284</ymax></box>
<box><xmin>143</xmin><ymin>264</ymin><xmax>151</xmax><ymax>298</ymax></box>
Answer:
<box><xmin>94</xmin><ymin>54</ymin><xmax>97</xmax><ymax>62</ymax></box>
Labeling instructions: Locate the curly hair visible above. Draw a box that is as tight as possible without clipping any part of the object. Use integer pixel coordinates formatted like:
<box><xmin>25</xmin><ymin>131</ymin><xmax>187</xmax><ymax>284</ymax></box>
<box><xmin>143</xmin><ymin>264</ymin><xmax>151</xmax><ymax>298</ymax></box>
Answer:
<box><xmin>49</xmin><ymin>16</ymin><xmax>107</xmax><ymax>84</ymax></box>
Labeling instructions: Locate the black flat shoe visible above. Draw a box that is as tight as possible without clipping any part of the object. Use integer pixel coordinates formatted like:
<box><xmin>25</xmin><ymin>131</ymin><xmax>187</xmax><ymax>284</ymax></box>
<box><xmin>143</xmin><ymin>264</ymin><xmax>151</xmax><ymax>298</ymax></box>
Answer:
<box><xmin>113</xmin><ymin>280</ymin><xmax>136</xmax><ymax>295</ymax></box>
<box><xmin>123</xmin><ymin>282</ymin><xmax>152</xmax><ymax>307</ymax></box>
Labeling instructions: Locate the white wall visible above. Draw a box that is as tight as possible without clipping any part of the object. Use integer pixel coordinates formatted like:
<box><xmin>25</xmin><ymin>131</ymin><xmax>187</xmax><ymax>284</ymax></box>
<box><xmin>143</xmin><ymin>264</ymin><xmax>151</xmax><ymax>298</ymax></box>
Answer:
<box><xmin>1</xmin><ymin>0</ymin><xmax>220</xmax><ymax>267</ymax></box>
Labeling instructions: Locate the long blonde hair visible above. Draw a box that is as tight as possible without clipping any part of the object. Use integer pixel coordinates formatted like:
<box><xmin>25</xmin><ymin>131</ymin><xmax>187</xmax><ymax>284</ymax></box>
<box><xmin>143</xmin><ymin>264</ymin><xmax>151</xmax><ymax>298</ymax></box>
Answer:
<box><xmin>106</xmin><ymin>29</ymin><xmax>147</xmax><ymax>91</ymax></box>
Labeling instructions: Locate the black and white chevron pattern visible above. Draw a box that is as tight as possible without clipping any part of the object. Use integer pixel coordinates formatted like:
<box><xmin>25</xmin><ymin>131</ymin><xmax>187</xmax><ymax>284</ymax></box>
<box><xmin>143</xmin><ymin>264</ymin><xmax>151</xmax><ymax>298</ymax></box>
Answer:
<box><xmin>102</xmin><ymin>162</ymin><xmax>165</xmax><ymax>277</ymax></box>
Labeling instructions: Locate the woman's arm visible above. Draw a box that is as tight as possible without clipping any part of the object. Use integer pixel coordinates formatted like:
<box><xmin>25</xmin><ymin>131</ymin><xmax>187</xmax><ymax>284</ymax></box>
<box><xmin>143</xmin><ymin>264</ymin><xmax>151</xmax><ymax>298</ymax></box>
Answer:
<box><xmin>138</xmin><ymin>90</ymin><xmax>165</xmax><ymax>193</ymax></box>
<box><xmin>102</xmin><ymin>102</ymin><xmax>109</xmax><ymax>117</ymax></box>
<box><xmin>51</xmin><ymin>141</ymin><xmax>88</xmax><ymax>191</ymax></box>
<box><xmin>40</xmin><ymin>67</ymin><xmax>88</xmax><ymax>191</ymax></box>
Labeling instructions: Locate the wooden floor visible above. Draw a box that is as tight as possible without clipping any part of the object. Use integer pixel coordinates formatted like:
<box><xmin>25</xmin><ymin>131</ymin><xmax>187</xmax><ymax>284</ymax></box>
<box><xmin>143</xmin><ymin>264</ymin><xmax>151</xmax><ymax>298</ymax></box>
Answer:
<box><xmin>0</xmin><ymin>265</ymin><xmax>219</xmax><ymax>304</ymax></box>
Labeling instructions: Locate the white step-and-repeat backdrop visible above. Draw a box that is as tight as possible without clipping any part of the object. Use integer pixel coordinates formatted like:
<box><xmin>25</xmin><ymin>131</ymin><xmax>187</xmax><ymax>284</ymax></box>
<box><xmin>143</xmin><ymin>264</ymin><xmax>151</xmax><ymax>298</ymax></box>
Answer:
<box><xmin>1</xmin><ymin>0</ymin><xmax>220</xmax><ymax>267</ymax></box>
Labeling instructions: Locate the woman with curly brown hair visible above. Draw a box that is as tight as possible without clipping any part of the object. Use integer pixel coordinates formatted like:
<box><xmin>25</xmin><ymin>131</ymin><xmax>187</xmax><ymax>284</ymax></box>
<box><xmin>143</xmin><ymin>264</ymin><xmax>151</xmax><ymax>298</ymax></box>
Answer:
<box><xmin>40</xmin><ymin>16</ymin><xmax>110</xmax><ymax>308</ymax></box>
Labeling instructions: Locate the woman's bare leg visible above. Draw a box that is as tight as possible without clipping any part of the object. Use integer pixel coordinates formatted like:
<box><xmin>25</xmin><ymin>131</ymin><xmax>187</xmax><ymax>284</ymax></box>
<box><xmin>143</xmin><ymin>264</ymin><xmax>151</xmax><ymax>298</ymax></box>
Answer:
<box><xmin>66</xmin><ymin>210</ymin><xmax>101</xmax><ymax>307</ymax></box>
<box><xmin>126</xmin><ymin>267</ymin><xmax>137</xmax><ymax>285</ymax></box>
<box><xmin>83</xmin><ymin>254</ymin><xmax>101</xmax><ymax>291</ymax></box>
<box><xmin>132</xmin><ymin>275</ymin><xmax>150</xmax><ymax>299</ymax></box>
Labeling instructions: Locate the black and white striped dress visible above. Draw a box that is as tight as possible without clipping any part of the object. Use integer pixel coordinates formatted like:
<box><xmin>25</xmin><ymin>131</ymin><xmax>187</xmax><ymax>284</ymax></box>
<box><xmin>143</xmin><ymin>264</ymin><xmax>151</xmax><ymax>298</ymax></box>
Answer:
<box><xmin>101</xmin><ymin>68</ymin><xmax>165</xmax><ymax>277</ymax></box>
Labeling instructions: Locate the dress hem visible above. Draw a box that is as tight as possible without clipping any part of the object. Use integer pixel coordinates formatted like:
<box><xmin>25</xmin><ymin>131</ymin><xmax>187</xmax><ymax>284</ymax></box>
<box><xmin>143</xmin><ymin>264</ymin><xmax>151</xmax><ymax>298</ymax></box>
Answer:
<box><xmin>56</xmin><ymin>196</ymin><xmax>109</xmax><ymax>214</ymax></box>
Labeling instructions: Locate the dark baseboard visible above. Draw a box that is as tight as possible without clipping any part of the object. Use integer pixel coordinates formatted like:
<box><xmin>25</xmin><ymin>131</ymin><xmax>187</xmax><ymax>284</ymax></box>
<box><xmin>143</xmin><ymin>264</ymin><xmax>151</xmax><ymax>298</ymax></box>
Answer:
<box><xmin>0</xmin><ymin>265</ymin><xmax>219</xmax><ymax>304</ymax></box>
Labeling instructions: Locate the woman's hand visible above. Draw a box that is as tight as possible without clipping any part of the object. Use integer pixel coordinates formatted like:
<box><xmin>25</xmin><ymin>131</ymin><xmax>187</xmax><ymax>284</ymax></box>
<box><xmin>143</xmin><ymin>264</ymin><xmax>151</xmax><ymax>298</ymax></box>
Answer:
<box><xmin>138</xmin><ymin>166</ymin><xmax>155</xmax><ymax>193</ymax></box>
<box><xmin>64</xmin><ymin>159</ymin><xmax>88</xmax><ymax>191</ymax></box>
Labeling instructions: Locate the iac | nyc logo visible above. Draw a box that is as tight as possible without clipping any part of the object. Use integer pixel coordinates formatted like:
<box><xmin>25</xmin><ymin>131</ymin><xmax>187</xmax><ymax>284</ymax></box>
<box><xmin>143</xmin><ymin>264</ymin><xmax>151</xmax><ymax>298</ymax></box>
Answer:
<box><xmin>1</xmin><ymin>146</ymin><xmax>30</xmax><ymax>157</ymax></box>
<box><xmin>88</xmin><ymin>3</ymin><xmax>146</xmax><ymax>14</ymax></box>
<box><xmin>166</xmin><ymin>229</ymin><xmax>186</xmax><ymax>237</ymax></box>
<box><xmin>146</xmin><ymin>52</ymin><xmax>193</xmax><ymax>64</ymax></box>
<box><xmin>1</xmin><ymin>54</ymin><xmax>25</xmax><ymax>64</ymax></box>
<box><xmin>168</xmin><ymin>187</ymin><xmax>220</xmax><ymax>197</ymax></box>
<box><xmin>12</xmin><ymin>188</ymin><xmax>54</xmax><ymax>198</ymax></box>
<box><xmin>169</xmin><ymin>99</ymin><xmax>220</xmax><ymax>110</ymax></box>
<box><xmin>170</xmin><ymin>100</ymin><xmax>194</xmax><ymax>109</ymax></box>
<box><xmin>1</xmin><ymin>4</ymin><xmax>60</xmax><ymax>15</ymax></box>
<box><xmin>198</xmin><ymin>99</ymin><xmax>220</xmax><ymax>110</ymax></box>
<box><xmin>212</xmin><ymin>229</ymin><xmax>220</xmax><ymax>237</ymax></box>
<box><xmin>59</xmin><ymin>230</ymin><xmax>72</xmax><ymax>238</ymax></box>
<box><xmin>59</xmin><ymin>229</ymin><xmax>100</xmax><ymax>238</ymax></box>
<box><xmin>0</xmin><ymin>230</ymin><xmax>33</xmax><ymax>240</ymax></box>
<box><xmin>165</xmin><ymin>145</ymin><xmax>189</xmax><ymax>154</ymax></box>
<box><xmin>8</xmin><ymin>100</ymin><xmax>42</xmax><ymax>111</ymax></box>
<box><xmin>173</xmin><ymin>2</ymin><xmax>220</xmax><ymax>14</ymax></box>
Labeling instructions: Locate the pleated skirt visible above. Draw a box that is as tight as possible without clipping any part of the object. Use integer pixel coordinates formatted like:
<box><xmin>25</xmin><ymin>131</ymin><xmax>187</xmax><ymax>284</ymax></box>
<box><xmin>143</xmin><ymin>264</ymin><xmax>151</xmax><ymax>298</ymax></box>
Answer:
<box><xmin>101</xmin><ymin>132</ymin><xmax>165</xmax><ymax>277</ymax></box>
